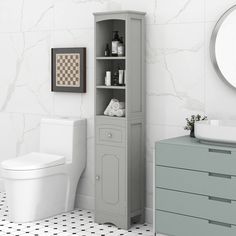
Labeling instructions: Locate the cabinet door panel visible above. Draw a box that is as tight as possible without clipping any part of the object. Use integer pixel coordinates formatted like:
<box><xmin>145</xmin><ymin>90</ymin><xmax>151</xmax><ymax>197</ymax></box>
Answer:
<box><xmin>95</xmin><ymin>145</ymin><xmax>126</xmax><ymax>215</ymax></box>
<box><xmin>102</xmin><ymin>155</ymin><xmax>119</xmax><ymax>204</ymax></box>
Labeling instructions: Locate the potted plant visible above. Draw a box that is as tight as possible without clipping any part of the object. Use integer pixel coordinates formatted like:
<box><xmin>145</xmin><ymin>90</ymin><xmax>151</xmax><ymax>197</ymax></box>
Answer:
<box><xmin>184</xmin><ymin>114</ymin><xmax>207</xmax><ymax>138</ymax></box>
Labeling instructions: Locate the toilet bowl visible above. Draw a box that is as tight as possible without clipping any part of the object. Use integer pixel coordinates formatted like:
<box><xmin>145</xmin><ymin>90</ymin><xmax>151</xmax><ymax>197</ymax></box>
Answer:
<box><xmin>1</xmin><ymin>117</ymin><xmax>86</xmax><ymax>222</ymax></box>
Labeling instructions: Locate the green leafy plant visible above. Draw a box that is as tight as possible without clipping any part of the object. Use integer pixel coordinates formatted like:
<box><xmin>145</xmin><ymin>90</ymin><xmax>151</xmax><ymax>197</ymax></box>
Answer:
<box><xmin>184</xmin><ymin>114</ymin><xmax>207</xmax><ymax>137</ymax></box>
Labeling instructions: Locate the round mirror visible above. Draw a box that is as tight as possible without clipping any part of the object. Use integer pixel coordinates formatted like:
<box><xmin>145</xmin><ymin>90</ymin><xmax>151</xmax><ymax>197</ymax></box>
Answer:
<box><xmin>211</xmin><ymin>5</ymin><xmax>236</xmax><ymax>88</ymax></box>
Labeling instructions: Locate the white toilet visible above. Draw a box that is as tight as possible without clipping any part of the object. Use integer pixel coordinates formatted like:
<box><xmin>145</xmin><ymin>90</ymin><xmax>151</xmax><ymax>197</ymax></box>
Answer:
<box><xmin>1</xmin><ymin>117</ymin><xmax>86</xmax><ymax>222</ymax></box>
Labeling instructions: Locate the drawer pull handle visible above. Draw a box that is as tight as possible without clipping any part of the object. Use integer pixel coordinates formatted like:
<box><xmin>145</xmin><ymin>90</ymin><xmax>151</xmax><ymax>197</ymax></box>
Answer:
<box><xmin>208</xmin><ymin>148</ymin><xmax>231</xmax><ymax>155</ymax></box>
<box><xmin>208</xmin><ymin>196</ymin><xmax>232</xmax><ymax>204</ymax></box>
<box><xmin>208</xmin><ymin>220</ymin><xmax>232</xmax><ymax>228</ymax></box>
<box><xmin>95</xmin><ymin>175</ymin><xmax>100</xmax><ymax>181</ymax></box>
<box><xmin>107</xmin><ymin>132</ymin><xmax>112</xmax><ymax>138</ymax></box>
<box><xmin>208</xmin><ymin>172</ymin><xmax>232</xmax><ymax>179</ymax></box>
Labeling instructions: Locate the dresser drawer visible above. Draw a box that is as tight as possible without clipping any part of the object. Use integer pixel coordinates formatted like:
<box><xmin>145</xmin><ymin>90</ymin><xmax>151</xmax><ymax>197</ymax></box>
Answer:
<box><xmin>156</xmin><ymin>142</ymin><xmax>236</xmax><ymax>175</ymax></box>
<box><xmin>96</xmin><ymin>117</ymin><xmax>126</xmax><ymax>147</ymax></box>
<box><xmin>156</xmin><ymin>210</ymin><xmax>236</xmax><ymax>236</ymax></box>
<box><xmin>156</xmin><ymin>188</ymin><xmax>236</xmax><ymax>225</ymax></box>
<box><xmin>156</xmin><ymin>165</ymin><xmax>236</xmax><ymax>200</ymax></box>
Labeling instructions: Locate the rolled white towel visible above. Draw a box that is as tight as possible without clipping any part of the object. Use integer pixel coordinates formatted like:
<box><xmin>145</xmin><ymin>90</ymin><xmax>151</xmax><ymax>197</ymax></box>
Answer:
<box><xmin>114</xmin><ymin>109</ymin><xmax>125</xmax><ymax>117</ymax></box>
<box><xmin>104</xmin><ymin>99</ymin><xmax>119</xmax><ymax>115</ymax></box>
<box><xmin>111</xmin><ymin>101</ymin><xmax>125</xmax><ymax>111</ymax></box>
<box><xmin>108</xmin><ymin>109</ymin><xmax>115</xmax><ymax>116</ymax></box>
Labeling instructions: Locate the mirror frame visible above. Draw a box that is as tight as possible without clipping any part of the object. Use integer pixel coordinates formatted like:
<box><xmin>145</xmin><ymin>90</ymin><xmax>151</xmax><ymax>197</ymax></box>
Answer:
<box><xmin>210</xmin><ymin>5</ymin><xmax>236</xmax><ymax>88</ymax></box>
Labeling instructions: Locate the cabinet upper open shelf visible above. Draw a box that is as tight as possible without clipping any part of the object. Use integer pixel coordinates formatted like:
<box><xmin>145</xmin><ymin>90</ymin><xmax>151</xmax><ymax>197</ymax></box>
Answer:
<box><xmin>95</xmin><ymin>19</ymin><xmax>125</xmax><ymax>58</ymax></box>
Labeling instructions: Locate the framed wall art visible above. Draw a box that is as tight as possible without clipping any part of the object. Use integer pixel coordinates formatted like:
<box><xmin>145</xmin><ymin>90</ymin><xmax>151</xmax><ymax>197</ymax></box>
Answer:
<box><xmin>51</xmin><ymin>47</ymin><xmax>86</xmax><ymax>93</ymax></box>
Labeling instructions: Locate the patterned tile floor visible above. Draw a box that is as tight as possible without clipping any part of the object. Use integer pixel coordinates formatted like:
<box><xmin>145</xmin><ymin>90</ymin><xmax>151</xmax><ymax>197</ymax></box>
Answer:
<box><xmin>0</xmin><ymin>192</ymin><xmax>153</xmax><ymax>236</ymax></box>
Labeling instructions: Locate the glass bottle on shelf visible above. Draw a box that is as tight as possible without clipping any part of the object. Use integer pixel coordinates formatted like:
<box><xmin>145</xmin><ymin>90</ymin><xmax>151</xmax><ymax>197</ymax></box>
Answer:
<box><xmin>104</xmin><ymin>44</ymin><xmax>110</xmax><ymax>57</ymax></box>
<box><xmin>111</xmin><ymin>31</ymin><xmax>120</xmax><ymax>56</ymax></box>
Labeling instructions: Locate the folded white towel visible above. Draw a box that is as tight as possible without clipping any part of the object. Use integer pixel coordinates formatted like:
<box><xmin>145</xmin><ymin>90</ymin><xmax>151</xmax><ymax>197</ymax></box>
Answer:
<box><xmin>111</xmin><ymin>101</ymin><xmax>125</xmax><ymax>111</ymax></box>
<box><xmin>104</xmin><ymin>99</ymin><xmax>118</xmax><ymax>115</ymax></box>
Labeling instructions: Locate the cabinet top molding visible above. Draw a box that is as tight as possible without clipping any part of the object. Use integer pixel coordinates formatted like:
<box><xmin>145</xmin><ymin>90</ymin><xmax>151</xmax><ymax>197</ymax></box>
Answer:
<box><xmin>93</xmin><ymin>10</ymin><xmax>146</xmax><ymax>16</ymax></box>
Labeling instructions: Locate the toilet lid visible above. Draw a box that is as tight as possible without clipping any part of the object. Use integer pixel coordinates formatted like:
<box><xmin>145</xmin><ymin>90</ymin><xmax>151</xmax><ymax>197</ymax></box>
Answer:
<box><xmin>1</xmin><ymin>152</ymin><xmax>65</xmax><ymax>171</ymax></box>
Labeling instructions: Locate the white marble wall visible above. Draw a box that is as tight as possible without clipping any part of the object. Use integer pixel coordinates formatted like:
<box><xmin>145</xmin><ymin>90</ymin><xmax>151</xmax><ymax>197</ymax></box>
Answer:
<box><xmin>0</xmin><ymin>0</ymin><xmax>236</xmax><ymax>224</ymax></box>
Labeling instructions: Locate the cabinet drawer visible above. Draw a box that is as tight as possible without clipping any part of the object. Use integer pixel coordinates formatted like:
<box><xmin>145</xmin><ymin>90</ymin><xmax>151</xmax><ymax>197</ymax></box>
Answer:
<box><xmin>156</xmin><ymin>210</ymin><xmax>236</xmax><ymax>236</ymax></box>
<box><xmin>156</xmin><ymin>188</ymin><xmax>236</xmax><ymax>225</ymax></box>
<box><xmin>156</xmin><ymin>165</ymin><xmax>236</xmax><ymax>200</ymax></box>
<box><xmin>96</xmin><ymin>118</ymin><xmax>126</xmax><ymax>147</ymax></box>
<box><xmin>156</xmin><ymin>142</ymin><xmax>236</xmax><ymax>175</ymax></box>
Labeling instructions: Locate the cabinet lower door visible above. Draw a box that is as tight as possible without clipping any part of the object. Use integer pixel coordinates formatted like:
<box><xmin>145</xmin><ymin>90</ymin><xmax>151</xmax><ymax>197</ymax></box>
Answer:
<box><xmin>95</xmin><ymin>145</ymin><xmax>126</xmax><ymax>215</ymax></box>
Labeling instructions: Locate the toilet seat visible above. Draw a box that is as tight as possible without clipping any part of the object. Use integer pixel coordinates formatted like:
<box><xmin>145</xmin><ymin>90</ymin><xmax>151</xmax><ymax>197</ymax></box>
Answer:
<box><xmin>1</xmin><ymin>152</ymin><xmax>65</xmax><ymax>171</ymax></box>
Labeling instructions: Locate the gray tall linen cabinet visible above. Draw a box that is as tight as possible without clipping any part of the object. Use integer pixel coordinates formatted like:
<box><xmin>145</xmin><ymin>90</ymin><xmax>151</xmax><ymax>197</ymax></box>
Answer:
<box><xmin>93</xmin><ymin>11</ymin><xmax>146</xmax><ymax>229</ymax></box>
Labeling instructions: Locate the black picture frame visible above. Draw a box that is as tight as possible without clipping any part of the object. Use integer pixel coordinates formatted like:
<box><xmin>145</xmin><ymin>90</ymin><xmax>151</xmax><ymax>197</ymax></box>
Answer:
<box><xmin>51</xmin><ymin>47</ymin><xmax>86</xmax><ymax>93</ymax></box>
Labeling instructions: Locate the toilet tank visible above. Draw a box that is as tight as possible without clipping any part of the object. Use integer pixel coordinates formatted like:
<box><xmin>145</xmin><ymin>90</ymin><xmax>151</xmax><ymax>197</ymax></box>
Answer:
<box><xmin>39</xmin><ymin>117</ymin><xmax>86</xmax><ymax>162</ymax></box>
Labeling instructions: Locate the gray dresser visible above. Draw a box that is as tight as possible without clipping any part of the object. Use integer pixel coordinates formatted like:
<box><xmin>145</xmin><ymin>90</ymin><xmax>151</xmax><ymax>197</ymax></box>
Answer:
<box><xmin>155</xmin><ymin>136</ymin><xmax>236</xmax><ymax>236</ymax></box>
<box><xmin>94</xmin><ymin>11</ymin><xmax>146</xmax><ymax>229</ymax></box>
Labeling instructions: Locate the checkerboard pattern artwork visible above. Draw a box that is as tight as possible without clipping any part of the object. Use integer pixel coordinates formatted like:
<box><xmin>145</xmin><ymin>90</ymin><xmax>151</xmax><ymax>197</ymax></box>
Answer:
<box><xmin>56</xmin><ymin>53</ymin><xmax>80</xmax><ymax>87</ymax></box>
<box><xmin>0</xmin><ymin>192</ymin><xmax>153</xmax><ymax>236</ymax></box>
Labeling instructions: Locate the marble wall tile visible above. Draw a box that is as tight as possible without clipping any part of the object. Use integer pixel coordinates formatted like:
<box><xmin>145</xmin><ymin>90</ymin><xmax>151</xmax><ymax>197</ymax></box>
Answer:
<box><xmin>146</xmin><ymin>124</ymin><xmax>187</xmax><ymax>163</ymax></box>
<box><xmin>205</xmin><ymin>0</ymin><xmax>236</xmax><ymax>22</ymax></box>
<box><xmin>4</xmin><ymin>32</ymin><xmax>53</xmax><ymax>115</ymax></box>
<box><xmin>0</xmin><ymin>0</ymin><xmax>23</xmax><ymax>33</ymax></box>
<box><xmin>22</xmin><ymin>0</ymin><xmax>54</xmax><ymax>32</ymax></box>
<box><xmin>51</xmin><ymin>29</ymin><xmax>94</xmax><ymax>68</ymax></box>
<box><xmin>155</xmin><ymin>0</ymin><xmax>205</xmax><ymax>25</ymax></box>
<box><xmin>10</xmin><ymin>113</ymin><xmax>41</xmax><ymax>156</ymax></box>
<box><xmin>0</xmin><ymin>113</ymin><xmax>20</xmax><ymax>160</ymax></box>
<box><xmin>0</xmin><ymin>113</ymin><xmax>41</xmax><ymax>161</ymax></box>
<box><xmin>117</xmin><ymin>0</ymin><xmax>156</xmax><ymax>25</ymax></box>
<box><xmin>53</xmin><ymin>0</ymin><xmax>108</xmax><ymax>30</ymax></box>
<box><xmin>146</xmin><ymin>23</ymin><xmax>205</xmax><ymax>127</ymax></box>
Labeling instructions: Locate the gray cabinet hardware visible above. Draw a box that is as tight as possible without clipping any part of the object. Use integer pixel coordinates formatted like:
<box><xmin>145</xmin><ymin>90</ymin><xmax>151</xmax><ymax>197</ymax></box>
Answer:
<box><xmin>208</xmin><ymin>148</ymin><xmax>231</xmax><ymax>155</ymax></box>
<box><xmin>208</xmin><ymin>172</ymin><xmax>232</xmax><ymax>179</ymax></box>
<box><xmin>208</xmin><ymin>220</ymin><xmax>232</xmax><ymax>228</ymax></box>
<box><xmin>208</xmin><ymin>196</ymin><xmax>232</xmax><ymax>204</ymax></box>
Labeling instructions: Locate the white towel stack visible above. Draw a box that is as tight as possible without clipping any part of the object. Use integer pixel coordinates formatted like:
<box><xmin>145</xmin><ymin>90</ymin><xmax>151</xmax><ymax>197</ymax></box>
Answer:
<box><xmin>104</xmin><ymin>99</ymin><xmax>125</xmax><ymax>117</ymax></box>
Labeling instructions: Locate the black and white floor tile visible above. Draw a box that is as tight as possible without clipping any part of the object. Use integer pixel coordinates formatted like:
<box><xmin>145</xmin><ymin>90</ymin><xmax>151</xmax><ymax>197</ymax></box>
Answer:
<box><xmin>0</xmin><ymin>192</ymin><xmax>153</xmax><ymax>236</ymax></box>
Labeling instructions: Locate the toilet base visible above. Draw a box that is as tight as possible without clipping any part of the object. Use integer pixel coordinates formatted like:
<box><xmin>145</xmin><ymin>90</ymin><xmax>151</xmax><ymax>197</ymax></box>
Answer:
<box><xmin>5</xmin><ymin>174</ymin><xmax>74</xmax><ymax>222</ymax></box>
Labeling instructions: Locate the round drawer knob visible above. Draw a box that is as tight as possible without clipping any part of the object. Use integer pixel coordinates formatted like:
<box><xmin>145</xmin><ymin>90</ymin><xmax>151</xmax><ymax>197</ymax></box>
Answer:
<box><xmin>107</xmin><ymin>132</ymin><xmax>112</xmax><ymax>138</ymax></box>
<box><xmin>95</xmin><ymin>175</ymin><xmax>100</xmax><ymax>181</ymax></box>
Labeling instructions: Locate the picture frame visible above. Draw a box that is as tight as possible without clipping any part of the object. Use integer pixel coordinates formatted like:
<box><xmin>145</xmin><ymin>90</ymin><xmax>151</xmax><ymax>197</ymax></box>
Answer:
<box><xmin>51</xmin><ymin>47</ymin><xmax>86</xmax><ymax>93</ymax></box>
